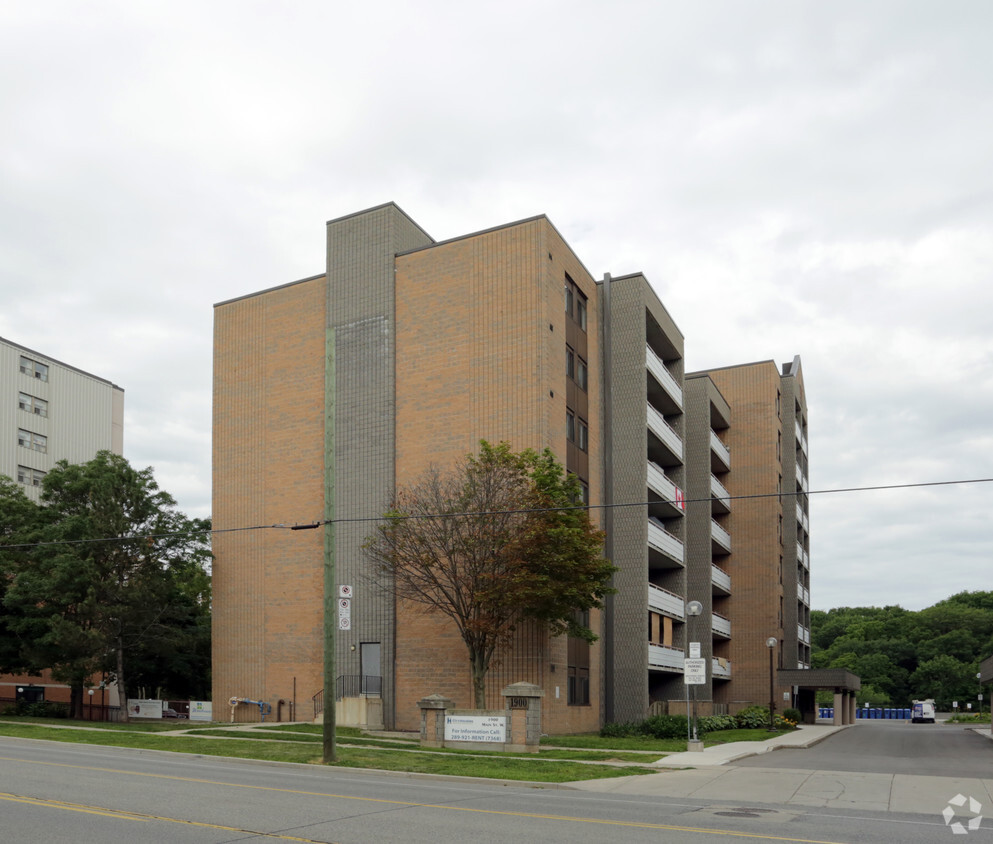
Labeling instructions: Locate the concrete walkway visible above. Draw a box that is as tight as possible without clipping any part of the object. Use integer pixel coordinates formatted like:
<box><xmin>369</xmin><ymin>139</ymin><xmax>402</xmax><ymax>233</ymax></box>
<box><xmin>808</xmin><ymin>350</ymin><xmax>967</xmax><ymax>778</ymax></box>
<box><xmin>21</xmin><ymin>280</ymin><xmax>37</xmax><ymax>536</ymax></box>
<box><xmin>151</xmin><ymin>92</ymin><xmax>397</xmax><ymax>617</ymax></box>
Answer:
<box><xmin>570</xmin><ymin>724</ymin><xmax>993</xmax><ymax>818</ymax></box>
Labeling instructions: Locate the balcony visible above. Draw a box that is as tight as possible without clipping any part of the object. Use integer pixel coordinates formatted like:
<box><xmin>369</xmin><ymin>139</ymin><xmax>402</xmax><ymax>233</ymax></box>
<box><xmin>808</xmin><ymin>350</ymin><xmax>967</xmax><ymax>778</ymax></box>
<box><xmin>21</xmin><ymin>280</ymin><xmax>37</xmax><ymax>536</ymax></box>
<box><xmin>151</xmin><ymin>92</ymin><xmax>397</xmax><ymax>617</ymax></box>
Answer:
<box><xmin>648</xmin><ymin>583</ymin><xmax>685</xmax><ymax>620</ymax></box>
<box><xmin>709</xmin><ymin>430</ymin><xmax>730</xmax><ymax>472</ymax></box>
<box><xmin>647</xmin><ymin>404</ymin><xmax>683</xmax><ymax>462</ymax></box>
<box><xmin>798</xmin><ymin>583</ymin><xmax>810</xmax><ymax>606</ymax></box>
<box><xmin>648</xmin><ymin>643</ymin><xmax>685</xmax><ymax>671</ymax></box>
<box><xmin>712</xmin><ymin>657</ymin><xmax>731</xmax><ymax>679</ymax></box>
<box><xmin>647</xmin><ymin>461</ymin><xmax>685</xmax><ymax>517</ymax></box>
<box><xmin>648</xmin><ymin>518</ymin><xmax>684</xmax><ymax>566</ymax></box>
<box><xmin>646</xmin><ymin>344</ymin><xmax>683</xmax><ymax>413</ymax></box>
<box><xmin>711</xmin><ymin>564</ymin><xmax>731</xmax><ymax>594</ymax></box>
<box><xmin>796</xmin><ymin>419</ymin><xmax>808</xmax><ymax>455</ymax></box>
<box><xmin>710</xmin><ymin>473</ymin><xmax>731</xmax><ymax>514</ymax></box>
<box><xmin>710</xmin><ymin>519</ymin><xmax>731</xmax><ymax>554</ymax></box>
<box><xmin>796</xmin><ymin>541</ymin><xmax>810</xmax><ymax>570</ymax></box>
<box><xmin>797</xmin><ymin>624</ymin><xmax>810</xmax><ymax>645</ymax></box>
<box><xmin>712</xmin><ymin>612</ymin><xmax>731</xmax><ymax>638</ymax></box>
<box><xmin>795</xmin><ymin>501</ymin><xmax>809</xmax><ymax>533</ymax></box>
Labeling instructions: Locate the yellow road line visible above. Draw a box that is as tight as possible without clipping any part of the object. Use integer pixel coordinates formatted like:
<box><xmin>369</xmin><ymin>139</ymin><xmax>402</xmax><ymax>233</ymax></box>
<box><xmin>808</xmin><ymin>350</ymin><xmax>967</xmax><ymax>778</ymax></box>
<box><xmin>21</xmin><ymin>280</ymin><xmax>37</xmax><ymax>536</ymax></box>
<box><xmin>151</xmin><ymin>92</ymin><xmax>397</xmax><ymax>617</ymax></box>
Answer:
<box><xmin>0</xmin><ymin>790</ymin><xmax>330</xmax><ymax>842</ymax></box>
<box><xmin>0</xmin><ymin>755</ymin><xmax>848</xmax><ymax>844</ymax></box>
<box><xmin>0</xmin><ymin>791</ymin><xmax>147</xmax><ymax>821</ymax></box>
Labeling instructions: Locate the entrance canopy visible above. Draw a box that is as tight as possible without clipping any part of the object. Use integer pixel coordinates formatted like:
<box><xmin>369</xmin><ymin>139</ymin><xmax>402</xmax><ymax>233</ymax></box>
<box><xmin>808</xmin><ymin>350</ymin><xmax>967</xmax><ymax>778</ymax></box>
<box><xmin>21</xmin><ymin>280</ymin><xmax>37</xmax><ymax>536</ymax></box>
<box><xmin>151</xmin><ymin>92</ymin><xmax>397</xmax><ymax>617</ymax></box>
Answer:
<box><xmin>778</xmin><ymin>668</ymin><xmax>860</xmax><ymax>693</ymax></box>
<box><xmin>777</xmin><ymin>668</ymin><xmax>861</xmax><ymax>725</ymax></box>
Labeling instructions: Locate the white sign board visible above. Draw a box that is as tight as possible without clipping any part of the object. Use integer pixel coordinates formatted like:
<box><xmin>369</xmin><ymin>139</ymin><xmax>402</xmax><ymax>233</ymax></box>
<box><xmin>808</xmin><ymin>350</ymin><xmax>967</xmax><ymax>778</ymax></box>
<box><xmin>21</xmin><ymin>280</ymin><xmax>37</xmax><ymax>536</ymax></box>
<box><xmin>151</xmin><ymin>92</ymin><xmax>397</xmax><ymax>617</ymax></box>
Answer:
<box><xmin>338</xmin><ymin>585</ymin><xmax>352</xmax><ymax>598</ymax></box>
<box><xmin>683</xmin><ymin>658</ymin><xmax>707</xmax><ymax>685</ymax></box>
<box><xmin>689</xmin><ymin>642</ymin><xmax>701</xmax><ymax>659</ymax></box>
<box><xmin>127</xmin><ymin>698</ymin><xmax>163</xmax><ymax>718</ymax></box>
<box><xmin>444</xmin><ymin>714</ymin><xmax>506</xmax><ymax>743</ymax></box>
<box><xmin>189</xmin><ymin>701</ymin><xmax>213</xmax><ymax>722</ymax></box>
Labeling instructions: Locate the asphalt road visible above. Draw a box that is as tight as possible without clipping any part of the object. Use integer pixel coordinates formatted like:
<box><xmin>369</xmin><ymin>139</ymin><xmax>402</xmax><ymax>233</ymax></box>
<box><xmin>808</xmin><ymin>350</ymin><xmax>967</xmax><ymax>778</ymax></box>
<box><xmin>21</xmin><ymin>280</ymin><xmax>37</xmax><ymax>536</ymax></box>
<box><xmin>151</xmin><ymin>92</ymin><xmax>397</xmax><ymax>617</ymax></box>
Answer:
<box><xmin>0</xmin><ymin>734</ymin><xmax>971</xmax><ymax>844</ymax></box>
<box><xmin>735</xmin><ymin>720</ymin><xmax>993</xmax><ymax>777</ymax></box>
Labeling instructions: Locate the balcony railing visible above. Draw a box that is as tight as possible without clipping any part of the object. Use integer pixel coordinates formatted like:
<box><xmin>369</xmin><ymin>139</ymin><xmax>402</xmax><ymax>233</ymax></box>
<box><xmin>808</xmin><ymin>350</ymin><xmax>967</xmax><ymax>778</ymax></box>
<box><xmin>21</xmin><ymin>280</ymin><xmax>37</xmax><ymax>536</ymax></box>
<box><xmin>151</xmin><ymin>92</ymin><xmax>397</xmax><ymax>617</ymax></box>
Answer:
<box><xmin>796</xmin><ymin>419</ymin><xmax>808</xmax><ymax>455</ymax></box>
<box><xmin>711</xmin><ymin>564</ymin><xmax>731</xmax><ymax>593</ymax></box>
<box><xmin>646</xmin><ymin>344</ymin><xmax>683</xmax><ymax>410</ymax></box>
<box><xmin>648</xmin><ymin>518</ymin><xmax>684</xmax><ymax>564</ymax></box>
<box><xmin>710</xmin><ymin>473</ymin><xmax>731</xmax><ymax>511</ymax></box>
<box><xmin>709</xmin><ymin>430</ymin><xmax>730</xmax><ymax>469</ymax></box>
<box><xmin>798</xmin><ymin>583</ymin><xmax>810</xmax><ymax>606</ymax></box>
<box><xmin>647</xmin><ymin>404</ymin><xmax>683</xmax><ymax>460</ymax></box>
<box><xmin>648</xmin><ymin>583</ymin><xmax>685</xmax><ymax>619</ymax></box>
<box><xmin>711</xmin><ymin>519</ymin><xmax>731</xmax><ymax>552</ymax></box>
<box><xmin>712</xmin><ymin>657</ymin><xmax>731</xmax><ymax>678</ymax></box>
<box><xmin>648</xmin><ymin>643</ymin><xmax>685</xmax><ymax>670</ymax></box>
<box><xmin>647</xmin><ymin>462</ymin><xmax>684</xmax><ymax>512</ymax></box>
<box><xmin>712</xmin><ymin>612</ymin><xmax>731</xmax><ymax>638</ymax></box>
<box><xmin>797</xmin><ymin>624</ymin><xmax>810</xmax><ymax>645</ymax></box>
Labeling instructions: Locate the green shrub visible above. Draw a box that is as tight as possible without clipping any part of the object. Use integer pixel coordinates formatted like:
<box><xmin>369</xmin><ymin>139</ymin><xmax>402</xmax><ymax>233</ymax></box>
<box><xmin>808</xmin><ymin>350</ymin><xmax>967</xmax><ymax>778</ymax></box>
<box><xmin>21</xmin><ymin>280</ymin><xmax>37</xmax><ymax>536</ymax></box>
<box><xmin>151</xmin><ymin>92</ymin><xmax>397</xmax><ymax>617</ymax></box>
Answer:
<box><xmin>696</xmin><ymin>714</ymin><xmax>736</xmax><ymax>735</ymax></box>
<box><xmin>9</xmin><ymin>700</ymin><xmax>70</xmax><ymax>719</ymax></box>
<box><xmin>639</xmin><ymin>714</ymin><xmax>689</xmax><ymax>739</ymax></box>
<box><xmin>782</xmin><ymin>707</ymin><xmax>802</xmax><ymax>724</ymax></box>
<box><xmin>599</xmin><ymin>721</ymin><xmax>639</xmax><ymax>738</ymax></box>
<box><xmin>735</xmin><ymin>705</ymin><xmax>772</xmax><ymax>729</ymax></box>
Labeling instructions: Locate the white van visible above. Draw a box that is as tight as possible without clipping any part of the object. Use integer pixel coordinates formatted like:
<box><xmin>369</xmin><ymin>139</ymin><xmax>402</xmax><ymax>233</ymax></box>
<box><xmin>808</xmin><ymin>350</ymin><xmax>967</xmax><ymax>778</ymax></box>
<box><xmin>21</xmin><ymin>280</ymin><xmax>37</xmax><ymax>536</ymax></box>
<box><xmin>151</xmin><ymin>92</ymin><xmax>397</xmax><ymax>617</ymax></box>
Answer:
<box><xmin>911</xmin><ymin>699</ymin><xmax>936</xmax><ymax>723</ymax></box>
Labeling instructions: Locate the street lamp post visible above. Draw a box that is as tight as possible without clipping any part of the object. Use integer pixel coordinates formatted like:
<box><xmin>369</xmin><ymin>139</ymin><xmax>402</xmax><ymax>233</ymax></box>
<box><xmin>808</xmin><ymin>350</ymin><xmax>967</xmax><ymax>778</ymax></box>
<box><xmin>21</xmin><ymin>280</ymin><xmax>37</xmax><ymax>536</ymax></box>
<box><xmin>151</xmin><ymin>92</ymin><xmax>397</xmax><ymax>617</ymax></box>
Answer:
<box><xmin>766</xmin><ymin>637</ymin><xmax>778</xmax><ymax>731</ymax></box>
<box><xmin>978</xmin><ymin>673</ymin><xmax>983</xmax><ymax>717</ymax></box>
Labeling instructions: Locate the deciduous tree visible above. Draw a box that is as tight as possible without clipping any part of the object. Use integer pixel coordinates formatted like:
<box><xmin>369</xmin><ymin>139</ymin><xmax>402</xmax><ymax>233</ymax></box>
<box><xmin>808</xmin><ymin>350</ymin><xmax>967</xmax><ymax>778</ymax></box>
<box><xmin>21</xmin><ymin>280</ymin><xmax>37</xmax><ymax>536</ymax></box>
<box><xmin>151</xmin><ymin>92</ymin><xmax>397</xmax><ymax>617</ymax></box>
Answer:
<box><xmin>2</xmin><ymin>453</ymin><xmax>211</xmax><ymax>718</ymax></box>
<box><xmin>365</xmin><ymin>441</ymin><xmax>614</xmax><ymax>708</ymax></box>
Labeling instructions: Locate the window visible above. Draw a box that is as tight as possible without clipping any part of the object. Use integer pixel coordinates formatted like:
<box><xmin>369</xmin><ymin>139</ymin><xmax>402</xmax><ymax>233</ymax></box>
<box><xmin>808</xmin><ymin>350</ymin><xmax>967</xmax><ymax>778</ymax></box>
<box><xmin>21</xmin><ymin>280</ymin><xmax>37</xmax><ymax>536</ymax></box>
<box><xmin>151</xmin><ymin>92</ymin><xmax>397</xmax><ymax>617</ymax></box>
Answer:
<box><xmin>566</xmin><ymin>410</ymin><xmax>576</xmax><ymax>442</ymax></box>
<box><xmin>19</xmin><ymin>356</ymin><xmax>49</xmax><ymax>382</ymax></box>
<box><xmin>18</xmin><ymin>429</ymin><xmax>46</xmax><ymax>453</ymax></box>
<box><xmin>564</xmin><ymin>275</ymin><xmax>588</xmax><ymax>332</ymax></box>
<box><xmin>580</xmin><ymin>479</ymin><xmax>589</xmax><ymax>505</ymax></box>
<box><xmin>18</xmin><ymin>393</ymin><xmax>48</xmax><ymax>417</ymax></box>
<box><xmin>568</xmin><ymin>610</ymin><xmax>591</xmax><ymax>706</ymax></box>
<box><xmin>17</xmin><ymin>466</ymin><xmax>45</xmax><ymax>487</ymax></box>
<box><xmin>576</xmin><ymin>356</ymin><xmax>588</xmax><ymax>391</ymax></box>
<box><xmin>577</xmin><ymin>418</ymin><xmax>588</xmax><ymax>452</ymax></box>
<box><xmin>566</xmin><ymin>346</ymin><xmax>575</xmax><ymax>380</ymax></box>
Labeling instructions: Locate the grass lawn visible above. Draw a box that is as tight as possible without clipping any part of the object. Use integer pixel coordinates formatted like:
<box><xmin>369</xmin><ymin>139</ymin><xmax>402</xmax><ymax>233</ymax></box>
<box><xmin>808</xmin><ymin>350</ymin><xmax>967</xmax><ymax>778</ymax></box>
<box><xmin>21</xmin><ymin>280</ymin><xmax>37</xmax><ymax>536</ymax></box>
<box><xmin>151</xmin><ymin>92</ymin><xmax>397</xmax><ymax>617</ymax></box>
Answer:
<box><xmin>0</xmin><ymin>719</ymin><xmax>657</xmax><ymax>782</ymax></box>
<box><xmin>542</xmin><ymin>727</ymin><xmax>794</xmax><ymax>752</ymax></box>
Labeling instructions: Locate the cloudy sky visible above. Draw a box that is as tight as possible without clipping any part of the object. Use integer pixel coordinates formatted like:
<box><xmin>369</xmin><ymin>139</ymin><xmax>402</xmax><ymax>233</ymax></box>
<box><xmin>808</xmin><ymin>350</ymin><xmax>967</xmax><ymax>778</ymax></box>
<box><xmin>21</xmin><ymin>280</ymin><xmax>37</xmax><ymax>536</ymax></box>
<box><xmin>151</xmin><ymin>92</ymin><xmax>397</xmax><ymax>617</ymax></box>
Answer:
<box><xmin>2</xmin><ymin>2</ymin><xmax>990</xmax><ymax>612</ymax></box>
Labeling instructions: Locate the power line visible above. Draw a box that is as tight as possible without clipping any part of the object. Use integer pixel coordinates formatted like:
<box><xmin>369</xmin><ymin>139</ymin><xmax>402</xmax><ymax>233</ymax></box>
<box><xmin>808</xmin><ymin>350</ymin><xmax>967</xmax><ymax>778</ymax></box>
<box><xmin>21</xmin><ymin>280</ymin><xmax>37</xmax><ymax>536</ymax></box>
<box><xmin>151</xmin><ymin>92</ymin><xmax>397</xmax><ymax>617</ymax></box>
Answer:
<box><xmin>1</xmin><ymin>476</ymin><xmax>990</xmax><ymax>552</ymax></box>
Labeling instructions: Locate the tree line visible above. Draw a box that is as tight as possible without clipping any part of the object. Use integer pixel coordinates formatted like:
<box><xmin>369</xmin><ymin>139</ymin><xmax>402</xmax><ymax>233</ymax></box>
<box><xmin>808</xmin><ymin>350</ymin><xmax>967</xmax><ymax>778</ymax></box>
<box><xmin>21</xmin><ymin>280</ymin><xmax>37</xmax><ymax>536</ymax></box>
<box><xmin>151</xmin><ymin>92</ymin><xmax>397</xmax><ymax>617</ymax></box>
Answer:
<box><xmin>811</xmin><ymin>591</ymin><xmax>993</xmax><ymax>710</ymax></box>
<box><xmin>0</xmin><ymin>452</ymin><xmax>211</xmax><ymax>718</ymax></box>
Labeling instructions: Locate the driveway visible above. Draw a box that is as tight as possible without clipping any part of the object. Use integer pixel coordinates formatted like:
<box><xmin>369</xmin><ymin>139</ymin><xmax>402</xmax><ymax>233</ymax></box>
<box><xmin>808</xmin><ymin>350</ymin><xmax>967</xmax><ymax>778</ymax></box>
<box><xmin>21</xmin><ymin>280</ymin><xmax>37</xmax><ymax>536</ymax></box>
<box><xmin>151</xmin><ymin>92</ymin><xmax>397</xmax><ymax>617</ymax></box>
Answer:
<box><xmin>734</xmin><ymin>720</ymin><xmax>993</xmax><ymax>777</ymax></box>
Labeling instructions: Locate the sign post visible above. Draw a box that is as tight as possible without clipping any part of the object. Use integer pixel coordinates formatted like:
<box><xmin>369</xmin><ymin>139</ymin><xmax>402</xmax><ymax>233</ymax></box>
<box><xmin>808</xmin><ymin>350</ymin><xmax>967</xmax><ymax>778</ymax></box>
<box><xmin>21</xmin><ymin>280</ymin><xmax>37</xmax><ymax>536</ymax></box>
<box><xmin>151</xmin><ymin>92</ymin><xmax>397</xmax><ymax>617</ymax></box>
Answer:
<box><xmin>684</xmin><ymin>655</ymin><xmax>706</xmax><ymax>749</ymax></box>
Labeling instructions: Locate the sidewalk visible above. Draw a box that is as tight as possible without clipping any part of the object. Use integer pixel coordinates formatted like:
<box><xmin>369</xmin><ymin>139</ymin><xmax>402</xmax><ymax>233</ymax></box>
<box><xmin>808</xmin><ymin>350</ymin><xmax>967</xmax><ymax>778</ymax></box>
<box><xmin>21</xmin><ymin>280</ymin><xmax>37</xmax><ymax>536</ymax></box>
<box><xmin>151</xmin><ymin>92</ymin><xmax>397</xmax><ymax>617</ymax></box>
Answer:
<box><xmin>651</xmin><ymin>723</ymin><xmax>843</xmax><ymax>768</ymax></box>
<box><xmin>569</xmin><ymin>724</ymin><xmax>993</xmax><ymax>817</ymax></box>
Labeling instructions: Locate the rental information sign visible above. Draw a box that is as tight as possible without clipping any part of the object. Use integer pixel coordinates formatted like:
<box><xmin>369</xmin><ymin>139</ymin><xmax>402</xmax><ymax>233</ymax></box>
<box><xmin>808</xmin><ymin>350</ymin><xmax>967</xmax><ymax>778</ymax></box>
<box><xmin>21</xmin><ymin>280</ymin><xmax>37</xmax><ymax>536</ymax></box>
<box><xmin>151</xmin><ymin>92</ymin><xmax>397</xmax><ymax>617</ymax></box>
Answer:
<box><xmin>444</xmin><ymin>714</ymin><xmax>506</xmax><ymax>743</ymax></box>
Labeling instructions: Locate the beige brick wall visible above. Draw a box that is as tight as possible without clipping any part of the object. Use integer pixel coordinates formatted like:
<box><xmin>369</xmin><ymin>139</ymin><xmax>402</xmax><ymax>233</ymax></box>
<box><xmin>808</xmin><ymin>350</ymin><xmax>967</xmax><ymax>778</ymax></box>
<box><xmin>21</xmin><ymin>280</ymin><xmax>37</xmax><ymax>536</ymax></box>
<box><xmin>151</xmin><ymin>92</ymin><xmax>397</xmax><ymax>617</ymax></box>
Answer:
<box><xmin>392</xmin><ymin>218</ymin><xmax>602</xmax><ymax>733</ymax></box>
<box><xmin>212</xmin><ymin>277</ymin><xmax>327</xmax><ymax>721</ymax></box>
<box><xmin>706</xmin><ymin>361</ymin><xmax>786</xmax><ymax>710</ymax></box>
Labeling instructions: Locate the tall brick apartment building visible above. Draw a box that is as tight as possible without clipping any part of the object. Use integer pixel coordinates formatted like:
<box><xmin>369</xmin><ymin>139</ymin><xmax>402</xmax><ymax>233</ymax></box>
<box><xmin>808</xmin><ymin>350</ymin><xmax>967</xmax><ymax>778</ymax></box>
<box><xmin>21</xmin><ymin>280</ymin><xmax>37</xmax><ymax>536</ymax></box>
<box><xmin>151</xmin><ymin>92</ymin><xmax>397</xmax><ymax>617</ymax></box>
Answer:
<box><xmin>213</xmin><ymin>203</ymin><xmax>849</xmax><ymax>731</ymax></box>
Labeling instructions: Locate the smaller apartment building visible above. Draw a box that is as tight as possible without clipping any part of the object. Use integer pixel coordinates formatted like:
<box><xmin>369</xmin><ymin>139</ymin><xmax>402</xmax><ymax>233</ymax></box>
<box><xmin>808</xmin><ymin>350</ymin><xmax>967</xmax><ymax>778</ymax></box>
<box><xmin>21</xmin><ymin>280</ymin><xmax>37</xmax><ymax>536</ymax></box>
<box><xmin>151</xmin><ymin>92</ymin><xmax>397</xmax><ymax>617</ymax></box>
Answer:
<box><xmin>0</xmin><ymin>337</ymin><xmax>124</xmax><ymax>499</ymax></box>
<box><xmin>0</xmin><ymin>336</ymin><xmax>125</xmax><ymax>707</ymax></box>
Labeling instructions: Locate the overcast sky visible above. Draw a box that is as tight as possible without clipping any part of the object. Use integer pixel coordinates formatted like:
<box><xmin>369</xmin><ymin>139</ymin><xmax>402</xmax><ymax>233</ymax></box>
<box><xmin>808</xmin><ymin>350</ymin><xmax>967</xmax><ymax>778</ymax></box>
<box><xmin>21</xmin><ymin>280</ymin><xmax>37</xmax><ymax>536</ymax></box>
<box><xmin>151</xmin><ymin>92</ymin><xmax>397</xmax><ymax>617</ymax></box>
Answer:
<box><xmin>2</xmin><ymin>2</ymin><xmax>990</xmax><ymax>612</ymax></box>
